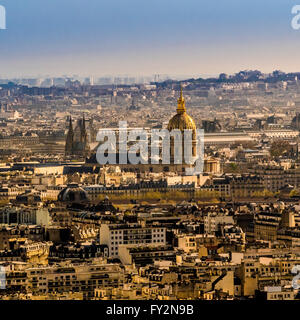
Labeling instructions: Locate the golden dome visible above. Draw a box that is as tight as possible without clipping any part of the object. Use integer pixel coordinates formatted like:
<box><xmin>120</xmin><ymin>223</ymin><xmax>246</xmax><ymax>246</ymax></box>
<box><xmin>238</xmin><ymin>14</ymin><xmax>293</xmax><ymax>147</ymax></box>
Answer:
<box><xmin>167</xmin><ymin>86</ymin><xmax>196</xmax><ymax>132</ymax></box>
<box><xmin>167</xmin><ymin>113</ymin><xmax>196</xmax><ymax>131</ymax></box>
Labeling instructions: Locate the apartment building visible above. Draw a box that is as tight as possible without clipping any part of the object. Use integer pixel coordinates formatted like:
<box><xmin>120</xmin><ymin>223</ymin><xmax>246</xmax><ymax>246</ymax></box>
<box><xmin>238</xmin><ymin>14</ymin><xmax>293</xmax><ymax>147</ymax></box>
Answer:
<box><xmin>204</xmin><ymin>214</ymin><xmax>234</xmax><ymax>235</ymax></box>
<box><xmin>1</xmin><ymin>261</ymin><xmax>124</xmax><ymax>299</ymax></box>
<box><xmin>100</xmin><ymin>223</ymin><xmax>166</xmax><ymax>258</ymax></box>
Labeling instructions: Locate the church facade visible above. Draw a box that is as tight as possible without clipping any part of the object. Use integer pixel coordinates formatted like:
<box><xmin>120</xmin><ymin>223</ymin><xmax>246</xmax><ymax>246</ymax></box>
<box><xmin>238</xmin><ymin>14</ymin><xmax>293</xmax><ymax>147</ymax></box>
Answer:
<box><xmin>65</xmin><ymin>115</ymin><xmax>91</xmax><ymax>157</ymax></box>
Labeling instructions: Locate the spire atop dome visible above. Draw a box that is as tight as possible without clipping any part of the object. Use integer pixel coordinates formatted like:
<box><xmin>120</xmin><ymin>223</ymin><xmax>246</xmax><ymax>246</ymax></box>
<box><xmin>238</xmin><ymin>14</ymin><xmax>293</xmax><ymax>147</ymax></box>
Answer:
<box><xmin>177</xmin><ymin>84</ymin><xmax>186</xmax><ymax>114</ymax></box>
<box><xmin>168</xmin><ymin>84</ymin><xmax>196</xmax><ymax>133</ymax></box>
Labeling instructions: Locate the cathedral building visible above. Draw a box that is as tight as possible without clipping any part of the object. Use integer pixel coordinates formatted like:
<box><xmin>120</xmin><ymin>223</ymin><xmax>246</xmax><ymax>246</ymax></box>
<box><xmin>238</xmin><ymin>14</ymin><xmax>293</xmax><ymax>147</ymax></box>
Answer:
<box><xmin>65</xmin><ymin>115</ymin><xmax>91</xmax><ymax>157</ymax></box>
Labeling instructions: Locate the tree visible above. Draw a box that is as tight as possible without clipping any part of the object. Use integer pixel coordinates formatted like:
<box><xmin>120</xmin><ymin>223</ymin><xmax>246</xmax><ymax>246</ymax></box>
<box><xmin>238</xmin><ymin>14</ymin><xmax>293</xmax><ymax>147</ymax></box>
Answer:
<box><xmin>270</xmin><ymin>140</ymin><xmax>291</xmax><ymax>158</ymax></box>
<box><xmin>289</xmin><ymin>189</ymin><xmax>300</xmax><ymax>198</ymax></box>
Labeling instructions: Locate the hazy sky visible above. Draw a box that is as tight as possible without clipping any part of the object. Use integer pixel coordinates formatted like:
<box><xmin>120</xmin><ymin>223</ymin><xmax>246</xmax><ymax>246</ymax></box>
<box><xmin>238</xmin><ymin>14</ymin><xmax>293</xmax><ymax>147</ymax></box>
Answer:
<box><xmin>0</xmin><ymin>0</ymin><xmax>300</xmax><ymax>78</ymax></box>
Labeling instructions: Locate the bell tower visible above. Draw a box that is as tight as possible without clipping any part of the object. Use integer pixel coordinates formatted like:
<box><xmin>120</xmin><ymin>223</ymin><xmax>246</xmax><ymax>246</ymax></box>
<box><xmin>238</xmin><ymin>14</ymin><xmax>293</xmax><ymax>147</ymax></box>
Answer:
<box><xmin>65</xmin><ymin>116</ymin><xmax>74</xmax><ymax>155</ymax></box>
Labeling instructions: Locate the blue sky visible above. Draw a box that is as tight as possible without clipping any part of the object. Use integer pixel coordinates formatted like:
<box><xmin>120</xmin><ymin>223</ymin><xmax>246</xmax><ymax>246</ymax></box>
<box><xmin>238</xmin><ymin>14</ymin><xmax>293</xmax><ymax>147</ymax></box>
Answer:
<box><xmin>0</xmin><ymin>0</ymin><xmax>299</xmax><ymax>77</ymax></box>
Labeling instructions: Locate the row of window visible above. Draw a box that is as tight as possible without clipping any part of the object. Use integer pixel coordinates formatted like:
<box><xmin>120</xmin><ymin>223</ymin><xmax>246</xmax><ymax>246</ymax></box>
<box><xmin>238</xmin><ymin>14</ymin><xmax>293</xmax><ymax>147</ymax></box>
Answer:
<box><xmin>111</xmin><ymin>235</ymin><xmax>122</xmax><ymax>240</ymax></box>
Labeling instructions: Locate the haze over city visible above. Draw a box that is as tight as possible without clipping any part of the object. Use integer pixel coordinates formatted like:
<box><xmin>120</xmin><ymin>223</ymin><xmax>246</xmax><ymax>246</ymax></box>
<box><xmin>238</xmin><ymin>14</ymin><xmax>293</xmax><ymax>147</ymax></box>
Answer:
<box><xmin>0</xmin><ymin>0</ymin><xmax>300</xmax><ymax>78</ymax></box>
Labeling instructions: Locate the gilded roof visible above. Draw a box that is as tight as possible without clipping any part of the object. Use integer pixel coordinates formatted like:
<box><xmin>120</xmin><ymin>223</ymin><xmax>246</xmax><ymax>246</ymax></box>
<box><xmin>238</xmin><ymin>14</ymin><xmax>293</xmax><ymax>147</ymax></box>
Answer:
<box><xmin>167</xmin><ymin>112</ymin><xmax>196</xmax><ymax>131</ymax></box>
